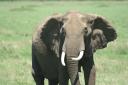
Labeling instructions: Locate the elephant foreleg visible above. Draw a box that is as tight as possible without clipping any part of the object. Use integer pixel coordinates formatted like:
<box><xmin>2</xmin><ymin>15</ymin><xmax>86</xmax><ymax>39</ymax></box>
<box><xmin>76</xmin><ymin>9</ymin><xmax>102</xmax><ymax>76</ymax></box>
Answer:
<box><xmin>83</xmin><ymin>57</ymin><xmax>96</xmax><ymax>85</ymax></box>
<box><xmin>32</xmin><ymin>50</ymin><xmax>44</xmax><ymax>85</ymax></box>
<box><xmin>59</xmin><ymin>63</ymin><xmax>69</xmax><ymax>85</ymax></box>
<box><xmin>48</xmin><ymin>79</ymin><xmax>58</xmax><ymax>85</ymax></box>
<box><xmin>32</xmin><ymin>71</ymin><xmax>44</xmax><ymax>85</ymax></box>
<box><xmin>88</xmin><ymin>65</ymin><xmax>96</xmax><ymax>85</ymax></box>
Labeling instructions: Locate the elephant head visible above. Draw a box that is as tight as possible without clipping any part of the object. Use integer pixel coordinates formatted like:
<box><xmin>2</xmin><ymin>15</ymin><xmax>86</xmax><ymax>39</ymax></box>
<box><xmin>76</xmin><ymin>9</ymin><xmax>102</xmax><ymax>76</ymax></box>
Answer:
<box><xmin>41</xmin><ymin>12</ymin><xmax>117</xmax><ymax>84</ymax></box>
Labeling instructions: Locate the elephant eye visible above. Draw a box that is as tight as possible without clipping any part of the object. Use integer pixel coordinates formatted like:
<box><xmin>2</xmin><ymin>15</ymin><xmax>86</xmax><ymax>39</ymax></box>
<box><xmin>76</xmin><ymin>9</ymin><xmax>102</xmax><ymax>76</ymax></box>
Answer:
<box><xmin>59</xmin><ymin>27</ymin><xmax>65</xmax><ymax>38</ymax></box>
<box><xmin>84</xmin><ymin>27</ymin><xmax>88</xmax><ymax>34</ymax></box>
<box><xmin>60</xmin><ymin>27</ymin><xmax>66</xmax><ymax>34</ymax></box>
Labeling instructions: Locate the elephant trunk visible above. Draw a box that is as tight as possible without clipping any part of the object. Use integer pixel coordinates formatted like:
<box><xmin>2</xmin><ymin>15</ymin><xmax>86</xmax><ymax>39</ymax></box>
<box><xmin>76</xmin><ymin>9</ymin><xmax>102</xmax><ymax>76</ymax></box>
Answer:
<box><xmin>60</xmin><ymin>37</ymin><xmax>85</xmax><ymax>85</ymax></box>
<box><xmin>66</xmin><ymin>58</ymin><xmax>81</xmax><ymax>85</ymax></box>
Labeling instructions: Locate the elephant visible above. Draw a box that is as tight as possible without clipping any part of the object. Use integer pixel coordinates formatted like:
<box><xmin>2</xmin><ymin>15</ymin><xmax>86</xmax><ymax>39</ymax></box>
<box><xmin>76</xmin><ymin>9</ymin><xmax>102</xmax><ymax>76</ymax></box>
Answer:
<box><xmin>32</xmin><ymin>11</ymin><xmax>117</xmax><ymax>85</ymax></box>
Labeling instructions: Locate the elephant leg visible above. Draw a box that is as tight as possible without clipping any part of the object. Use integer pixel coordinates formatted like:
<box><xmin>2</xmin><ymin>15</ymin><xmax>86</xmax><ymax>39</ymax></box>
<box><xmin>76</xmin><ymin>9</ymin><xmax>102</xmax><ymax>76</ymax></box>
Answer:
<box><xmin>59</xmin><ymin>64</ymin><xmax>69</xmax><ymax>85</ymax></box>
<box><xmin>83</xmin><ymin>57</ymin><xmax>96</xmax><ymax>85</ymax></box>
<box><xmin>48</xmin><ymin>79</ymin><xmax>58</xmax><ymax>85</ymax></box>
<box><xmin>88</xmin><ymin>65</ymin><xmax>96</xmax><ymax>85</ymax></box>
<box><xmin>32</xmin><ymin>52</ymin><xmax>44</xmax><ymax>85</ymax></box>
<box><xmin>32</xmin><ymin>71</ymin><xmax>44</xmax><ymax>85</ymax></box>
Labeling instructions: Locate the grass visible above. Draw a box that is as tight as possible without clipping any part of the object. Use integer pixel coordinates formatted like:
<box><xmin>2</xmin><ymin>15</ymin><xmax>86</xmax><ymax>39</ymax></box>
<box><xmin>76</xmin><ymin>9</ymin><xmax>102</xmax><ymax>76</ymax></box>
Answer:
<box><xmin>0</xmin><ymin>1</ymin><xmax>128</xmax><ymax>85</ymax></box>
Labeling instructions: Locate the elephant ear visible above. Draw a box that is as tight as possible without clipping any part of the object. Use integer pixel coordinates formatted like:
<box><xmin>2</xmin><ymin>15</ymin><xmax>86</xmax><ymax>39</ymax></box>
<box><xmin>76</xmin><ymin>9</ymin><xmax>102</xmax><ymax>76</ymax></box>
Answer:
<box><xmin>89</xmin><ymin>15</ymin><xmax>117</xmax><ymax>52</ymax></box>
<box><xmin>40</xmin><ymin>14</ymin><xmax>63</xmax><ymax>54</ymax></box>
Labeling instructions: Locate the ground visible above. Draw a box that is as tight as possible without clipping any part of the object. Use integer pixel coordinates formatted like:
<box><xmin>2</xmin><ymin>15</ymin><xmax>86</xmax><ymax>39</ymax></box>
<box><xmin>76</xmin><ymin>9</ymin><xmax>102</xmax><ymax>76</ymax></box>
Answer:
<box><xmin>0</xmin><ymin>1</ymin><xmax>128</xmax><ymax>85</ymax></box>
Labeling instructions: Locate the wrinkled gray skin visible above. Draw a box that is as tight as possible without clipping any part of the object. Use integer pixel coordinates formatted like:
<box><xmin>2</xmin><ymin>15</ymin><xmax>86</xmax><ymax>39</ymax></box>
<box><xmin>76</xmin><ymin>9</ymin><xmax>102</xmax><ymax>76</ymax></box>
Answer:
<box><xmin>32</xmin><ymin>12</ymin><xmax>117</xmax><ymax>85</ymax></box>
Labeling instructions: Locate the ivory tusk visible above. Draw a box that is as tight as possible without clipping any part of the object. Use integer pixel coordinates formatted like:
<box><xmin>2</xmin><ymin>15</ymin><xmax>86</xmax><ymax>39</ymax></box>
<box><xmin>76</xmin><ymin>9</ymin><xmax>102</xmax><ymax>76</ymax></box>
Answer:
<box><xmin>61</xmin><ymin>51</ymin><xmax>66</xmax><ymax>66</ymax></box>
<box><xmin>72</xmin><ymin>51</ymin><xmax>84</xmax><ymax>61</ymax></box>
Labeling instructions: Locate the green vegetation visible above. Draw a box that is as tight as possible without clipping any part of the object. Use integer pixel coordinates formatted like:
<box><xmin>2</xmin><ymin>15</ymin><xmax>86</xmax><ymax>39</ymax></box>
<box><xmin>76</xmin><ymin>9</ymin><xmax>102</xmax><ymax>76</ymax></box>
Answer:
<box><xmin>0</xmin><ymin>1</ymin><xmax>128</xmax><ymax>85</ymax></box>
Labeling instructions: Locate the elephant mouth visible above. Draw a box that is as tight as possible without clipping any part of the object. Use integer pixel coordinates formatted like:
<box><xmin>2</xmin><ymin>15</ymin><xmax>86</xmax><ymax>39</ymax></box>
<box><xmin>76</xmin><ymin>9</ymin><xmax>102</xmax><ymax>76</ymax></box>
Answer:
<box><xmin>61</xmin><ymin>50</ymin><xmax>84</xmax><ymax>66</ymax></box>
